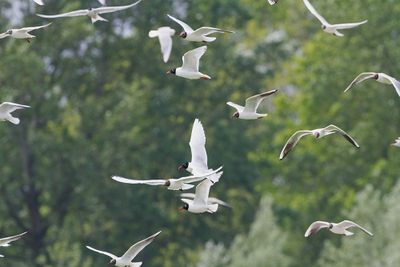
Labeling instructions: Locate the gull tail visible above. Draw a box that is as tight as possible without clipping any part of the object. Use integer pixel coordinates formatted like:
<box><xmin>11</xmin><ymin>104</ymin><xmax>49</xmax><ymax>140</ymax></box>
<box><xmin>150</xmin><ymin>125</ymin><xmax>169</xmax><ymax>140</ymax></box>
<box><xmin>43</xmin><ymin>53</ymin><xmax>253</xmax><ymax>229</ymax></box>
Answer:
<box><xmin>207</xmin><ymin>204</ymin><xmax>219</xmax><ymax>213</ymax></box>
<box><xmin>91</xmin><ymin>14</ymin><xmax>108</xmax><ymax>24</ymax></box>
<box><xmin>7</xmin><ymin>116</ymin><xmax>20</xmax><ymax>125</ymax></box>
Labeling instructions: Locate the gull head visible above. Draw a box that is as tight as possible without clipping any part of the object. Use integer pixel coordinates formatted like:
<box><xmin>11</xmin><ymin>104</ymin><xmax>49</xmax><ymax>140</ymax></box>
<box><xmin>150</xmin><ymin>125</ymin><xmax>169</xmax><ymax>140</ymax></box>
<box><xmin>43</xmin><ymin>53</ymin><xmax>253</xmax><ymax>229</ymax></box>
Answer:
<box><xmin>313</xmin><ymin>132</ymin><xmax>320</xmax><ymax>138</ymax></box>
<box><xmin>232</xmin><ymin>112</ymin><xmax>239</xmax><ymax>119</ymax></box>
<box><xmin>321</xmin><ymin>25</ymin><xmax>327</xmax><ymax>30</ymax></box>
<box><xmin>166</xmin><ymin>68</ymin><xmax>176</xmax><ymax>75</ymax></box>
<box><xmin>179</xmin><ymin>31</ymin><xmax>187</xmax><ymax>38</ymax></box>
<box><xmin>373</xmin><ymin>74</ymin><xmax>379</xmax><ymax>80</ymax></box>
<box><xmin>177</xmin><ymin>162</ymin><xmax>189</xmax><ymax>171</ymax></box>
<box><xmin>6</xmin><ymin>30</ymin><xmax>12</xmax><ymax>35</ymax></box>
<box><xmin>179</xmin><ymin>203</ymin><xmax>189</xmax><ymax>212</ymax></box>
<box><xmin>329</xmin><ymin>223</ymin><xmax>333</xmax><ymax>229</ymax></box>
<box><xmin>109</xmin><ymin>259</ymin><xmax>116</xmax><ymax>265</ymax></box>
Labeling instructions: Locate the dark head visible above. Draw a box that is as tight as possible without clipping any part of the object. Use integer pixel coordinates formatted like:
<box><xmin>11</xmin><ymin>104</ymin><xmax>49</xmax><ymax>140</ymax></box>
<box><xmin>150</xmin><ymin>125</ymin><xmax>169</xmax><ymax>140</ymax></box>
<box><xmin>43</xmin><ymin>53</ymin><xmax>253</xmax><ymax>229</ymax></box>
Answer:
<box><xmin>109</xmin><ymin>259</ymin><xmax>116</xmax><ymax>265</ymax></box>
<box><xmin>373</xmin><ymin>74</ymin><xmax>379</xmax><ymax>80</ymax></box>
<box><xmin>179</xmin><ymin>203</ymin><xmax>189</xmax><ymax>212</ymax></box>
<box><xmin>166</xmin><ymin>68</ymin><xmax>176</xmax><ymax>75</ymax></box>
<box><xmin>232</xmin><ymin>112</ymin><xmax>239</xmax><ymax>119</ymax></box>
<box><xmin>179</xmin><ymin>31</ymin><xmax>187</xmax><ymax>38</ymax></box>
<box><xmin>328</xmin><ymin>223</ymin><xmax>333</xmax><ymax>229</ymax></box>
<box><xmin>321</xmin><ymin>25</ymin><xmax>326</xmax><ymax>30</ymax></box>
<box><xmin>6</xmin><ymin>30</ymin><xmax>12</xmax><ymax>35</ymax></box>
<box><xmin>313</xmin><ymin>132</ymin><xmax>320</xmax><ymax>138</ymax></box>
<box><xmin>177</xmin><ymin>162</ymin><xmax>189</xmax><ymax>171</ymax></box>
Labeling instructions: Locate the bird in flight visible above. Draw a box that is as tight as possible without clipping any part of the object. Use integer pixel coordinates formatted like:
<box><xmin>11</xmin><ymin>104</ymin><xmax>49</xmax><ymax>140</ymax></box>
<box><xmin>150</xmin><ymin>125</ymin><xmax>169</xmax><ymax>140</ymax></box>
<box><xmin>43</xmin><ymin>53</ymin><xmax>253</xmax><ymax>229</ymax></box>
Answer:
<box><xmin>344</xmin><ymin>72</ymin><xmax>400</xmax><ymax>97</ymax></box>
<box><xmin>305</xmin><ymin>220</ymin><xmax>373</xmax><ymax>237</ymax></box>
<box><xmin>0</xmin><ymin>232</ymin><xmax>28</xmax><ymax>258</ymax></box>
<box><xmin>149</xmin><ymin>27</ymin><xmax>176</xmax><ymax>63</ymax></box>
<box><xmin>0</xmin><ymin>102</ymin><xmax>31</xmax><ymax>125</ymax></box>
<box><xmin>0</xmin><ymin>23</ymin><xmax>51</xmax><ymax>42</ymax></box>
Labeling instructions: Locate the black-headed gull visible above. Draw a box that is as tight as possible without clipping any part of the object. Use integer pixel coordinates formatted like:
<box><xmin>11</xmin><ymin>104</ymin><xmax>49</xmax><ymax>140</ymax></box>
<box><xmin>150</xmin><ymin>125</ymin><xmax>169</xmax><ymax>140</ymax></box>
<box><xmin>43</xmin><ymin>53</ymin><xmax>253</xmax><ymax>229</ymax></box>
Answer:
<box><xmin>86</xmin><ymin>231</ymin><xmax>161</xmax><ymax>266</ymax></box>
<box><xmin>37</xmin><ymin>0</ymin><xmax>142</xmax><ymax>24</ymax></box>
<box><xmin>111</xmin><ymin>167</ymin><xmax>222</xmax><ymax>191</ymax></box>
<box><xmin>167</xmin><ymin>14</ymin><xmax>234</xmax><ymax>43</ymax></box>
<box><xmin>178</xmin><ymin>119</ymin><xmax>222</xmax><ymax>183</ymax></box>
<box><xmin>180</xmin><ymin>193</ymin><xmax>231</xmax><ymax>208</ymax></box>
<box><xmin>166</xmin><ymin>46</ymin><xmax>210</xmax><ymax>80</ymax></box>
<box><xmin>392</xmin><ymin>137</ymin><xmax>400</xmax><ymax>147</ymax></box>
<box><xmin>226</xmin><ymin>90</ymin><xmax>278</xmax><ymax>120</ymax></box>
<box><xmin>279</xmin><ymin>125</ymin><xmax>360</xmax><ymax>160</ymax></box>
<box><xmin>149</xmin><ymin>27</ymin><xmax>175</xmax><ymax>63</ymax></box>
<box><xmin>0</xmin><ymin>23</ymin><xmax>51</xmax><ymax>42</ymax></box>
<box><xmin>0</xmin><ymin>232</ymin><xmax>28</xmax><ymax>258</ymax></box>
<box><xmin>268</xmin><ymin>0</ymin><xmax>279</xmax><ymax>5</ymax></box>
<box><xmin>179</xmin><ymin>174</ymin><xmax>222</xmax><ymax>214</ymax></box>
<box><xmin>0</xmin><ymin>102</ymin><xmax>30</xmax><ymax>125</ymax></box>
<box><xmin>32</xmin><ymin>0</ymin><xmax>44</xmax><ymax>5</ymax></box>
<box><xmin>344</xmin><ymin>72</ymin><xmax>400</xmax><ymax>97</ymax></box>
<box><xmin>303</xmin><ymin>0</ymin><xmax>367</xmax><ymax>37</ymax></box>
<box><xmin>305</xmin><ymin>220</ymin><xmax>373</xmax><ymax>237</ymax></box>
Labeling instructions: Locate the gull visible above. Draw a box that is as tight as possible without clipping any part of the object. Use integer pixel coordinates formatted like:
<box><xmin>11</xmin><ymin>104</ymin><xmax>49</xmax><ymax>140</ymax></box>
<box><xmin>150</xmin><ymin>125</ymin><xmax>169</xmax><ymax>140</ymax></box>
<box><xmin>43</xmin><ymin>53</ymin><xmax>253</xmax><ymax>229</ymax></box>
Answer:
<box><xmin>166</xmin><ymin>46</ymin><xmax>210</xmax><ymax>80</ymax></box>
<box><xmin>178</xmin><ymin>119</ymin><xmax>222</xmax><ymax>183</ymax></box>
<box><xmin>112</xmin><ymin>167</ymin><xmax>222</xmax><ymax>191</ymax></box>
<box><xmin>167</xmin><ymin>14</ymin><xmax>234</xmax><ymax>43</ymax></box>
<box><xmin>226</xmin><ymin>90</ymin><xmax>278</xmax><ymax>120</ymax></box>
<box><xmin>37</xmin><ymin>0</ymin><xmax>143</xmax><ymax>24</ymax></box>
<box><xmin>279</xmin><ymin>125</ymin><xmax>360</xmax><ymax>160</ymax></box>
<box><xmin>0</xmin><ymin>102</ymin><xmax>30</xmax><ymax>125</ymax></box>
<box><xmin>0</xmin><ymin>232</ymin><xmax>28</xmax><ymax>258</ymax></box>
<box><xmin>344</xmin><ymin>72</ymin><xmax>400</xmax><ymax>97</ymax></box>
<box><xmin>32</xmin><ymin>0</ymin><xmax>44</xmax><ymax>5</ymax></box>
<box><xmin>392</xmin><ymin>137</ymin><xmax>400</xmax><ymax>147</ymax></box>
<box><xmin>268</xmin><ymin>0</ymin><xmax>279</xmax><ymax>5</ymax></box>
<box><xmin>86</xmin><ymin>231</ymin><xmax>161</xmax><ymax>266</ymax></box>
<box><xmin>149</xmin><ymin>27</ymin><xmax>175</xmax><ymax>63</ymax></box>
<box><xmin>303</xmin><ymin>0</ymin><xmax>367</xmax><ymax>37</ymax></box>
<box><xmin>180</xmin><ymin>193</ymin><xmax>231</xmax><ymax>208</ymax></box>
<box><xmin>179</xmin><ymin>175</ymin><xmax>222</xmax><ymax>214</ymax></box>
<box><xmin>305</xmin><ymin>220</ymin><xmax>373</xmax><ymax>237</ymax></box>
<box><xmin>0</xmin><ymin>23</ymin><xmax>51</xmax><ymax>42</ymax></box>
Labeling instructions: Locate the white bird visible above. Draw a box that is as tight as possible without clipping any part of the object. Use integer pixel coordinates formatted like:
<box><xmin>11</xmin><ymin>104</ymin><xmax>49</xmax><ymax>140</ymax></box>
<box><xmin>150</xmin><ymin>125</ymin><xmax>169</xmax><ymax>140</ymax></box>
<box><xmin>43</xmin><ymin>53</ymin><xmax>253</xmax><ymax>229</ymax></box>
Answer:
<box><xmin>178</xmin><ymin>119</ymin><xmax>222</xmax><ymax>183</ymax></box>
<box><xmin>179</xmin><ymin>176</ymin><xmax>222</xmax><ymax>214</ymax></box>
<box><xmin>149</xmin><ymin>27</ymin><xmax>175</xmax><ymax>63</ymax></box>
<box><xmin>86</xmin><ymin>231</ymin><xmax>161</xmax><ymax>267</ymax></box>
<box><xmin>0</xmin><ymin>23</ymin><xmax>51</xmax><ymax>42</ymax></box>
<box><xmin>227</xmin><ymin>90</ymin><xmax>278</xmax><ymax>120</ymax></box>
<box><xmin>392</xmin><ymin>137</ymin><xmax>400</xmax><ymax>147</ymax></box>
<box><xmin>0</xmin><ymin>232</ymin><xmax>28</xmax><ymax>258</ymax></box>
<box><xmin>98</xmin><ymin>0</ymin><xmax>106</xmax><ymax>5</ymax></box>
<box><xmin>167</xmin><ymin>14</ymin><xmax>234</xmax><ymax>43</ymax></box>
<box><xmin>268</xmin><ymin>0</ymin><xmax>279</xmax><ymax>5</ymax></box>
<box><xmin>279</xmin><ymin>125</ymin><xmax>360</xmax><ymax>160</ymax></box>
<box><xmin>112</xmin><ymin>167</ymin><xmax>222</xmax><ymax>191</ymax></box>
<box><xmin>303</xmin><ymin>0</ymin><xmax>367</xmax><ymax>37</ymax></box>
<box><xmin>344</xmin><ymin>72</ymin><xmax>400</xmax><ymax>97</ymax></box>
<box><xmin>166</xmin><ymin>46</ymin><xmax>211</xmax><ymax>80</ymax></box>
<box><xmin>305</xmin><ymin>220</ymin><xmax>373</xmax><ymax>237</ymax></box>
<box><xmin>37</xmin><ymin>0</ymin><xmax>143</xmax><ymax>24</ymax></box>
<box><xmin>32</xmin><ymin>0</ymin><xmax>44</xmax><ymax>5</ymax></box>
<box><xmin>180</xmin><ymin>193</ymin><xmax>231</xmax><ymax>208</ymax></box>
<box><xmin>0</xmin><ymin>102</ymin><xmax>30</xmax><ymax>125</ymax></box>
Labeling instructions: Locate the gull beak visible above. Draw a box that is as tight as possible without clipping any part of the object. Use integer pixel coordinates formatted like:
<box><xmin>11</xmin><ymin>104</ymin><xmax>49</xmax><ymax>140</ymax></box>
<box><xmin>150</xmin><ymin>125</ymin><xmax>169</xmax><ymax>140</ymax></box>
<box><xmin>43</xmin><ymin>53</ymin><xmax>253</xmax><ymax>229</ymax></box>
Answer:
<box><xmin>178</xmin><ymin>207</ymin><xmax>185</xmax><ymax>212</ymax></box>
<box><xmin>166</xmin><ymin>70</ymin><xmax>171</xmax><ymax>74</ymax></box>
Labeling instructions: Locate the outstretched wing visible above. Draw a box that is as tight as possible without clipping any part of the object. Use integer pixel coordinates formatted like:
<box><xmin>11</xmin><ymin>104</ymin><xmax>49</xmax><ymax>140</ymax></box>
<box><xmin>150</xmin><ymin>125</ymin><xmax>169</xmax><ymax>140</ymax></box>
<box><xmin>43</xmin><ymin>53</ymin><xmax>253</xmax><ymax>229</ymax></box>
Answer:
<box><xmin>303</xmin><ymin>0</ymin><xmax>328</xmax><ymax>25</ymax></box>
<box><xmin>19</xmin><ymin>23</ymin><xmax>52</xmax><ymax>33</ymax></box>
<box><xmin>226</xmin><ymin>102</ymin><xmax>244</xmax><ymax>113</ymax></box>
<box><xmin>268</xmin><ymin>0</ymin><xmax>279</xmax><ymax>5</ymax></box>
<box><xmin>167</xmin><ymin>14</ymin><xmax>194</xmax><ymax>34</ymax></box>
<box><xmin>344</xmin><ymin>72</ymin><xmax>376</xmax><ymax>92</ymax></box>
<box><xmin>98</xmin><ymin>0</ymin><xmax>106</xmax><ymax>5</ymax></box>
<box><xmin>181</xmin><ymin>46</ymin><xmax>207</xmax><ymax>72</ymax></box>
<box><xmin>189</xmin><ymin>119</ymin><xmax>208</xmax><ymax>171</ymax></box>
<box><xmin>33</xmin><ymin>0</ymin><xmax>44</xmax><ymax>5</ymax></box>
<box><xmin>279</xmin><ymin>130</ymin><xmax>313</xmax><ymax>160</ymax></box>
<box><xmin>337</xmin><ymin>220</ymin><xmax>373</xmax><ymax>236</ymax></box>
<box><xmin>323</xmin><ymin>125</ymin><xmax>360</xmax><ymax>148</ymax></box>
<box><xmin>111</xmin><ymin>176</ymin><xmax>167</xmax><ymax>186</ymax></box>
<box><xmin>158</xmin><ymin>27</ymin><xmax>175</xmax><ymax>63</ymax></box>
<box><xmin>176</xmin><ymin>167</ymin><xmax>223</xmax><ymax>184</ymax></box>
<box><xmin>392</xmin><ymin>137</ymin><xmax>400</xmax><ymax>147</ymax></box>
<box><xmin>380</xmin><ymin>73</ymin><xmax>400</xmax><ymax>97</ymax></box>
<box><xmin>0</xmin><ymin>232</ymin><xmax>27</xmax><ymax>247</ymax></box>
<box><xmin>180</xmin><ymin>193</ymin><xmax>231</xmax><ymax>208</ymax></box>
<box><xmin>193</xmin><ymin>179</ymin><xmax>214</xmax><ymax>206</ymax></box>
<box><xmin>0</xmin><ymin>102</ymin><xmax>30</xmax><ymax>114</ymax></box>
<box><xmin>120</xmin><ymin>231</ymin><xmax>161</xmax><ymax>261</ymax></box>
<box><xmin>86</xmin><ymin>246</ymin><xmax>117</xmax><ymax>259</ymax></box>
<box><xmin>333</xmin><ymin>20</ymin><xmax>368</xmax><ymax>30</ymax></box>
<box><xmin>304</xmin><ymin>221</ymin><xmax>330</xmax><ymax>237</ymax></box>
<box><xmin>96</xmin><ymin>0</ymin><xmax>143</xmax><ymax>14</ymax></box>
<box><xmin>37</xmin><ymin>9</ymin><xmax>88</xmax><ymax>18</ymax></box>
<box><xmin>192</xmin><ymin>27</ymin><xmax>234</xmax><ymax>36</ymax></box>
<box><xmin>244</xmin><ymin>89</ymin><xmax>278</xmax><ymax>113</ymax></box>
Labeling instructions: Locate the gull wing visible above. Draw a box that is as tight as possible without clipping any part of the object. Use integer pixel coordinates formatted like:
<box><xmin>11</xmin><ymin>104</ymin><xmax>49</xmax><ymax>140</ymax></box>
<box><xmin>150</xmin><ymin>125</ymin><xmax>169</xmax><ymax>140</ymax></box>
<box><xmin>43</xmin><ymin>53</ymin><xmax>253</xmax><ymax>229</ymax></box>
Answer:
<box><xmin>304</xmin><ymin>221</ymin><xmax>330</xmax><ymax>237</ymax></box>
<box><xmin>95</xmin><ymin>0</ymin><xmax>143</xmax><ymax>14</ymax></box>
<box><xmin>111</xmin><ymin>176</ymin><xmax>167</xmax><ymax>186</ymax></box>
<box><xmin>380</xmin><ymin>73</ymin><xmax>400</xmax><ymax>97</ymax></box>
<box><xmin>176</xmin><ymin>167</ymin><xmax>223</xmax><ymax>184</ymax></box>
<box><xmin>344</xmin><ymin>72</ymin><xmax>376</xmax><ymax>92</ymax></box>
<box><xmin>120</xmin><ymin>231</ymin><xmax>161</xmax><ymax>261</ymax></box>
<box><xmin>189</xmin><ymin>119</ymin><xmax>208</xmax><ymax>171</ymax></box>
<box><xmin>226</xmin><ymin>102</ymin><xmax>244</xmax><ymax>113</ymax></box>
<box><xmin>0</xmin><ymin>102</ymin><xmax>30</xmax><ymax>114</ymax></box>
<box><xmin>18</xmin><ymin>23</ymin><xmax>52</xmax><ymax>33</ymax></box>
<box><xmin>193</xmin><ymin>179</ymin><xmax>214</xmax><ymax>206</ymax></box>
<box><xmin>303</xmin><ymin>0</ymin><xmax>329</xmax><ymax>25</ymax></box>
<box><xmin>192</xmin><ymin>27</ymin><xmax>234</xmax><ymax>36</ymax></box>
<box><xmin>0</xmin><ymin>232</ymin><xmax>27</xmax><ymax>247</ymax></box>
<box><xmin>167</xmin><ymin>14</ymin><xmax>194</xmax><ymax>34</ymax></box>
<box><xmin>333</xmin><ymin>20</ymin><xmax>368</xmax><ymax>30</ymax></box>
<box><xmin>181</xmin><ymin>46</ymin><xmax>207</xmax><ymax>72</ymax></box>
<box><xmin>33</xmin><ymin>0</ymin><xmax>44</xmax><ymax>5</ymax></box>
<box><xmin>37</xmin><ymin>9</ymin><xmax>88</xmax><ymax>19</ymax></box>
<box><xmin>337</xmin><ymin>220</ymin><xmax>373</xmax><ymax>236</ymax></box>
<box><xmin>279</xmin><ymin>130</ymin><xmax>313</xmax><ymax>160</ymax></box>
<box><xmin>244</xmin><ymin>89</ymin><xmax>278</xmax><ymax>113</ymax></box>
<box><xmin>98</xmin><ymin>0</ymin><xmax>106</xmax><ymax>5</ymax></box>
<box><xmin>392</xmin><ymin>137</ymin><xmax>400</xmax><ymax>147</ymax></box>
<box><xmin>0</xmin><ymin>33</ymin><xmax>9</xmax><ymax>39</ymax></box>
<box><xmin>323</xmin><ymin>125</ymin><xmax>360</xmax><ymax>148</ymax></box>
<box><xmin>158</xmin><ymin>27</ymin><xmax>175</xmax><ymax>63</ymax></box>
<box><xmin>268</xmin><ymin>0</ymin><xmax>278</xmax><ymax>5</ymax></box>
<box><xmin>86</xmin><ymin>246</ymin><xmax>117</xmax><ymax>259</ymax></box>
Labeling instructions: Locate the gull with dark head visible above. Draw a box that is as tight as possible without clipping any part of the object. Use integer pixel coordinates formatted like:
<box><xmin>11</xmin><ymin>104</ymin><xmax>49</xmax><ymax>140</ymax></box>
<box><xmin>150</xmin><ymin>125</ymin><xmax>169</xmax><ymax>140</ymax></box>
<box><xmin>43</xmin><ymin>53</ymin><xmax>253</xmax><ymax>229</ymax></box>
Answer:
<box><xmin>392</xmin><ymin>137</ymin><xmax>400</xmax><ymax>147</ymax></box>
<box><xmin>149</xmin><ymin>27</ymin><xmax>175</xmax><ymax>63</ymax></box>
<box><xmin>303</xmin><ymin>0</ymin><xmax>367</xmax><ymax>37</ymax></box>
<box><xmin>344</xmin><ymin>72</ymin><xmax>400</xmax><ymax>97</ymax></box>
<box><xmin>0</xmin><ymin>232</ymin><xmax>28</xmax><ymax>258</ymax></box>
<box><xmin>167</xmin><ymin>14</ymin><xmax>234</xmax><ymax>43</ymax></box>
<box><xmin>0</xmin><ymin>102</ymin><xmax>30</xmax><ymax>125</ymax></box>
<box><xmin>227</xmin><ymin>90</ymin><xmax>278</xmax><ymax>120</ymax></box>
<box><xmin>37</xmin><ymin>0</ymin><xmax>142</xmax><ymax>24</ymax></box>
<box><xmin>180</xmin><ymin>193</ymin><xmax>231</xmax><ymax>209</ymax></box>
<box><xmin>167</xmin><ymin>46</ymin><xmax>211</xmax><ymax>80</ymax></box>
<box><xmin>0</xmin><ymin>23</ymin><xmax>51</xmax><ymax>42</ymax></box>
<box><xmin>279</xmin><ymin>125</ymin><xmax>360</xmax><ymax>160</ymax></box>
<box><xmin>86</xmin><ymin>231</ymin><xmax>161</xmax><ymax>266</ymax></box>
<box><xmin>305</xmin><ymin>220</ymin><xmax>373</xmax><ymax>237</ymax></box>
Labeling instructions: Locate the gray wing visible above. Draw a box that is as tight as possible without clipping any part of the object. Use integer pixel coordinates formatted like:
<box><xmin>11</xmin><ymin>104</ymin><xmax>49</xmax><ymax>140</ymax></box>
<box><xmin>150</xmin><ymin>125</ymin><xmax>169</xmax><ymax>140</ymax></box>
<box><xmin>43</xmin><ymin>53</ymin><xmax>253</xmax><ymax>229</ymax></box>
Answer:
<box><xmin>0</xmin><ymin>232</ymin><xmax>27</xmax><ymax>247</ymax></box>
<box><xmin>181</xmin><ymin>46</ymin><xmax>207</xmax><ymax>72</ymax></box>
<box><xmin>111</xmin><ymin>176</ymin><xmax>168</xmax><ymax>186</ymax></box>
<box><xmin>279</xmin><ymin>130</ymin><xmax>313</xmax><ymax>160</ymax></box>
<box><xmin>243</xmin><ymin>89</ymin><xmax>278</xmax><ymax>113</ymax></box>
<box><xmin>193</xmin><ymin>179</ymin><xmax>213</xmax><ymax>206</ymax></box>
<box><xmin>333</xmin><ymin>20</ymin><xmax>368</xmax><ymax>30</ymax></box>
<box><xmin>0</xmin><ymin>102</ymin><xmax>30</xmax><ymax>113</ymax></box>
<box><xmin>18</xmin><ymin>23</ymin><xmax>52</xmax><ymax>33</ymax></box>
<box><xmin>226</xmin><ymin>102</ymin><xmax>244</xmax><ymax>113</ymax></box>
<box><xmin>323</xmin><ymin>125</ymin><xmax>360</xmax><ymax>148</ymax></box>
<box><xmin>95</xmin><ymin>0</ymin><xmax>142</xmax><ymax>14</ymax></box>
<box><xmin>167</xmin><ymin>14</ymin><xmax>194</xmax><ymax>34</ymax></box>
<box><xmin>337</xmin><ymin>220</ymin><xmax>373</xmax><ymax>236</ymax></box>
<box><xmin>33</xmin><ymin>0</ymin><xmax>44</xmax><ymax>5</ymax></box>
<box><xmin>120</xmin><ymin>231</ymin><xmax>161</xmax><ymax>261</ymax></box>
<box><xmin>304</xmin><ymin>221</ymin><xmax>330</xmax><ymax>237</ymax></box>
<box><xmin>37</xmin><ymin>9</ymin><xmax>88</xmax><ymax>18</ymax></box>
<box><xmin>344</xmin><ymin>72</ymin><xmax>376</xmax><ymax>92</ymax></box>
<box><xmin>192</xmin><ymin>27</ymin><xmax>234</xmax><ymax>36</ymax></box>
<box><xmin>86</xmin><ymin>246</ymin><xmax>117</xmax><ymax>259</ymax></box>
<box><xmin>303</xmin><ymin>0</ymin><xmax>328</xmax><ymax>25</ymax></box>
<box><xmin>189</xmin><ymin>119</ymin><xmax>208</xmax><ymax>171</ymax></box>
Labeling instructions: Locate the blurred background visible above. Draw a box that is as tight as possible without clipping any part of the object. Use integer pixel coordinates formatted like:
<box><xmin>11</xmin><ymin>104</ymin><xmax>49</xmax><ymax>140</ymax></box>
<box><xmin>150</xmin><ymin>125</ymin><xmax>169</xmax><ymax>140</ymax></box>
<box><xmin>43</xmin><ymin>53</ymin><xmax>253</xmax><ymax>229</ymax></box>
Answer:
<box><xmin>0</xmin><ymin>0</ymin><xmax>399</xmax><ymax>266</ymax></box>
